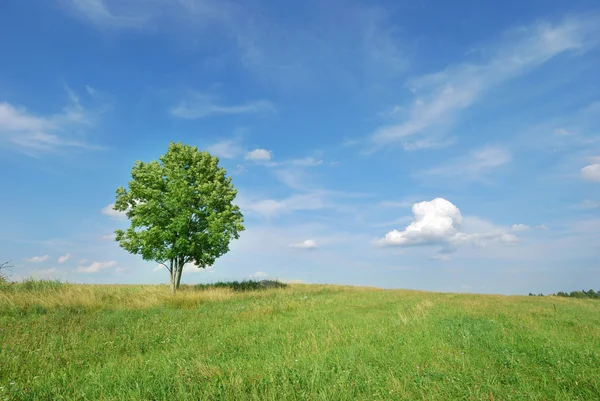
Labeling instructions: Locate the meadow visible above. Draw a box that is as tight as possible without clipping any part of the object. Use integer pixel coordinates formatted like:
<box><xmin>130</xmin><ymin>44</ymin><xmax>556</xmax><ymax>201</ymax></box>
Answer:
<box><xmin>1</xmin><ymin>280</ymin><xmax>599</xmax><ymax>400</ymax></box>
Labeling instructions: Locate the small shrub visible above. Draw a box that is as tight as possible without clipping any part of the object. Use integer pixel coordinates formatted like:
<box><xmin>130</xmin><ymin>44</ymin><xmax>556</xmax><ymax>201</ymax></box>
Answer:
<box><xmin>18</xmin><ymin>278</ymin><xmax>65</xmax><ymax>292</ymax></box>
<box><xmin>187</xmin><ymin>280</ymin><xmax>288</xmax><ymax>292</ymax></box>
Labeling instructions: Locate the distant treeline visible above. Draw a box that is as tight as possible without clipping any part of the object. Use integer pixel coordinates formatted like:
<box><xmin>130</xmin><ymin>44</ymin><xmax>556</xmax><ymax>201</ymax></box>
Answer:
<box><xmin>529</xmin><ymin>289</ymin><xmax>600</xmax><ymax>299</ymax></box>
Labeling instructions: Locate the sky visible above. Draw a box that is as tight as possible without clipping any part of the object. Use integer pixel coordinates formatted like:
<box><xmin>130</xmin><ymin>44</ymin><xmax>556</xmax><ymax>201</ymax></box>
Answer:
<box><xmin>1</xmin><ymin>0</ymin><xmax>599</xmax><ymax>295</ymax></box>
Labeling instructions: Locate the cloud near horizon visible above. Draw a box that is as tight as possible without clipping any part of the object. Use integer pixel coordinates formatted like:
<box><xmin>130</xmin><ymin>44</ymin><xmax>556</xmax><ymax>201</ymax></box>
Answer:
<box><xmin>376</xmin><ymin>198</ymin><xmax>519</xmax><ymax>257</ymax></box>
<box><xmin>289</xmin><ymin>239</ymin><xmax>318</xmax><ymax>249</ymax></box>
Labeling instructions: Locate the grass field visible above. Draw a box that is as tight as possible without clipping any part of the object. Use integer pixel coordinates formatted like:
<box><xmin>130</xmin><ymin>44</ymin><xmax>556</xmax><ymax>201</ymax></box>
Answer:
<box><xmin>1</xmin><ymin>280</ymin><xmax>599</xmax><ymax>400</ymax></box>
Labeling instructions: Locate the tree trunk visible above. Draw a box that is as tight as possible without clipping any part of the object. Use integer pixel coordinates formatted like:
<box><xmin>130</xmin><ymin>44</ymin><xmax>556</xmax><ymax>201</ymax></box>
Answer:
<box><xmin>175</xmin><ymin>257</ymin><xmax>184</xmax><ymax>290</ymax></box>
<box><xmin>169</xmin><ymin>258</ymin><xmax>176</xmax><ymax>294</ymax></box>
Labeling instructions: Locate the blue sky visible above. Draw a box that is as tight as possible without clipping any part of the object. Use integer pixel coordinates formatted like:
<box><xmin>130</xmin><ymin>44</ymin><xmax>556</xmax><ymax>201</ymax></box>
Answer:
<box><xmin>1</xmin><ymin>0</ymin><xmax>599</xmax><ymax>294</ymax></box>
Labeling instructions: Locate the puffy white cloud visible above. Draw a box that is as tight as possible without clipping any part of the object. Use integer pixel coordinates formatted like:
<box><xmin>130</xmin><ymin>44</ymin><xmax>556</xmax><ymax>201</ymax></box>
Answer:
<box><xmin>376</xmin><ymin>198</ymin><xmax>520</xmax><ymax>256</ymax></box>
<box><xmin>511</xmin><ymin>224</ymin><xmax>531</xmax><ymax>232</ymax></box>
<box><xmin>290</xmin><ymin>239</ymin><xmax>318</xmax><ymax>249</ymax></box>
<box><xmin>375</xmin><ymin>198</ymin><xmax>462</xmax><ymax>246</ymax></box>
<box><xmin>24</xmin><ymin>255</ymin><xmax>49</xmax><ymax>263</ymax></box>
<box><xmin>58</xmin><ymin>253</ymin><xmax>71</xmax><ymax>264</ymax></box>
<box><xmin>245</xmin><ymin>149</ymin><xmax>272</xmax><ymax>161</ymax></box>
<box><xmin>251</xmin><ymin>271</ymin><xmax>268</xmax><ymax>278</ymax></box>
<box><xmin>581</xmin><ymin>163</ymin><xmax>600</xmax><ymax>182</ymax></box>
<box><xmin>101</xmin><ymin>203</ymin><xmax>127</xmax><ymax>220</ymax></box>
<box><xmin>77</xmin><ymin>260</ymin><xmax>117</xmax><ymax>273</ymax></box>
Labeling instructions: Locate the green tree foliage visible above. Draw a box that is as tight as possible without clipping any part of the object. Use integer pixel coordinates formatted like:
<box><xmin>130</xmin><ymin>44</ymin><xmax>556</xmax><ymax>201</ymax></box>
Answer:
<box><xmin>533</xmin><ymin>289</ymin><xmax>600</xmax><ymax>299</ymax></box>
<box><xmin>114</xmin><ymin>142</ymin><xmax>244</xmax><ymax>293</ymax></box>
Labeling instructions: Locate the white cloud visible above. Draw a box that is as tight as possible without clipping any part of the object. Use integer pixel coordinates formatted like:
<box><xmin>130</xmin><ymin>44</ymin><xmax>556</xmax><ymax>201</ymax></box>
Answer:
<box><xmin>581</xmin><ymin>163</ymin><xmax>600</xmax><ymax>182</ymax></box>
<box><xmin>62</xmin><ymin>0</ymin><xmax>410</xmax><ymax>94</ymax></box>
<box><xmin>23</xmin><ymin>255</ymin><xmax>49</xmax><ymax>263</ymax></box>
<box><xmin>77</xmin><ymin>260</ymin><xmax>117</xmax><ymax>273</ymax></box>
<box><xmin>238</xmin><ymin>193</ymin><xmax>328</xmax><ymax>218</ymax></box>
<box><xmin>375</xmin><ymin>198</ymin><xmax>462</xmax><ymax>246</ymax></box>
<box><xmin>183</xmin><ymin>263</ymin><xmax>215</xmax><ymax>274</ymax></box>
<box><xmin>511</xmin><ymin>224</ymin><xmax>531</xmax><ymax>232</ymax></box>
<box><xmin>370</xmin><ymin>16</ymin><xmax>600</xmax><ymax>150</ymax></box>
<box><xmin>290</xmin><ymin>239</ymin><xmax>318</xmax><ymax>249</ymax></box>
<box><xmin>375</xmin><ymin>198</ymin><xmax>520</xmax><ymax>255</ymax></box>
<box><xmin>152</xmin><ymin>265</ymin><xmax>164</xmax><ymax>272</ymax></box>
<box><xmin>425</xmin><ymin>146</ymin><xmax>511</xmax><ymax>178</ymax></box>
<box><xmin>0</xmin><ymin>93</ymin><xmax>102</xmax><ymax>154</ymax></box>
<box><xmin>99</xmin><ymin>233</ymin><xmax>116</xmax><ymax>241</ymax></box>
<box><xmin>170</xmin><ymin>93</ymin><xmax>274</xmax><ymax>119</ymax></box>
<box><xmin>206</xmin><ymin>139</ymin><xmax>244</xmax><ymax>159</ymax></box>
<box><xmin>101</xmin><ymin>203</ymin><xmax>127</xmax><ymax>220</ymax></box>
<box><xmin>250</xmin><ymin>271</ymin><xmax>268</xmax><ymax>278</ymax></box>
<box><xmin>58</xmin><ymin>253</ymin><xmax>71</xmax><ymax>264</ymax></box>
<box><xmin>245</xmin><ymin>149</ymin><xmax>272</xmax><ymax>161</ymax></box>
<box><xmin>288</xmin><ymin>157</ymin><xmax>323</xmax><ymax>167</ymax></box>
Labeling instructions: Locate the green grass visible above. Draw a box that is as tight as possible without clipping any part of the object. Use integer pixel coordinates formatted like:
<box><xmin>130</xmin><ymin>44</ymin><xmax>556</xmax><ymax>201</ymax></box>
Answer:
<box><xmin>1</xmin><ymin>280</ymin><xmax>599</xmax><ymax>400</ymax></box>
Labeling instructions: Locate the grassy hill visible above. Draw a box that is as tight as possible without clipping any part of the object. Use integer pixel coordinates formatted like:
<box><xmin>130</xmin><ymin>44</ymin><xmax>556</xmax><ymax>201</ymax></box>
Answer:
<box><xmin>1</xmin><ymin>281</ymin><xmax>599</xmax><ymax>400</ymax></box>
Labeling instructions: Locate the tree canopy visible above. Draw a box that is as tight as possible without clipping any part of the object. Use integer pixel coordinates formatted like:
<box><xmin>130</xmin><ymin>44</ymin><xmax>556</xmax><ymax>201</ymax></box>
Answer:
<box><xmin>114</xmin><ymin>142</ymin><xmax>244</xmax><ymax>293</ymax></box>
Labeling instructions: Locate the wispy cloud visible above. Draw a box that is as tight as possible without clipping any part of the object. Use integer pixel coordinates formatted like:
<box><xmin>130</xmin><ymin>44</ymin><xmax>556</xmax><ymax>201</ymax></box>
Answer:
<box><xmin>0</xmin><ymin>87</ymin><xmax>106</xmax><ymax>154</ymax></box>
<box><xmin>62</xmin><ymin>1</ymin><xmax>408</xmax><ymax>91</ymax></box>
<box><xmin>24</xmin><ymin>255</ymin><xmax>49</xmax><ymax>263</ymax></box>
<box><xmin>289</xmin><ymin>239</ymin><xmax>318</xmax><ymax>249</ymax></box>
<box><xmin>369</xmin><ymin>16</ymin><xmax>600</xmax><ymax>150</ymax></box>
<box><xmin>288</xmin><ymin>157</ymin><xmax>323</xmax><ymax>167</ymax></box>
<box><xmin>58</xmin><ymin>253</ymin><xmax>71</xmax><ymax>264</ymax></box>
<box><xmin>66</xmin><ymin>0</ymin><xmax>145</xmax><ymax>28</ymax></box>
<box><xmin>206</xmin><ymin>139</ymin><xmax>244</xmax><ymax>159</ymax></box>
<box><xmin>77</xmin><ymin>260</ymin><xmax>117</xmax><ymax>273</ymax></box>
<box><xmin>423</xmin><ymin>146</ymin><xmax>511</xmax><ymax>178</ymax></box>
<box><xmin>170</xmin><ymin>93</ymin><xmax>274</xmax><ymax>119</ymax></box>
<box><xmin>579</xmin><ymin>199</ymin><xmax>599</xmax><ymax>209</ymax></box>
<box><xmin>237</xmin><ymin>193</ymin><xmax>329</xmax><ymax>218</ymax></box>
<box><xmin>511</xmin><ymin>224</ymin><xmax>531</xmax><ymax>232</ymax></box>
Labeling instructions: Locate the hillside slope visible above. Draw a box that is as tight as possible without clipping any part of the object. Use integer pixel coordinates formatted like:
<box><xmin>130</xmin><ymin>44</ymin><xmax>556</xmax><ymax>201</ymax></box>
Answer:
<box><xmin>1</xmin><ymin>283</ymin><xmax>599</xmax><ymax>400</ymax></box>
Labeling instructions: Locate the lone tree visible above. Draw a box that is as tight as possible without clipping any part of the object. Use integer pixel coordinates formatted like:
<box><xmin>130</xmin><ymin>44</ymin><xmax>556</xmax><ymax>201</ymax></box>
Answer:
<box><xmin>114</xmin><ymin>142</ymin><xmax>244</xmax><ymax>293</ymax></box>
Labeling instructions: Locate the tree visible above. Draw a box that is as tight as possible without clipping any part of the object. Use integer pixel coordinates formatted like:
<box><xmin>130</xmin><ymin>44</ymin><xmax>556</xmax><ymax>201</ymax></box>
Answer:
<box><xmin>0</xmin><ymin>261</ymin><xmax>12</xmax><ymax>283</ymax></box>
<box><xmin>114</xmin><ymin>142</ymin><xmax>245</xmax><ymax>293</ymax></box>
